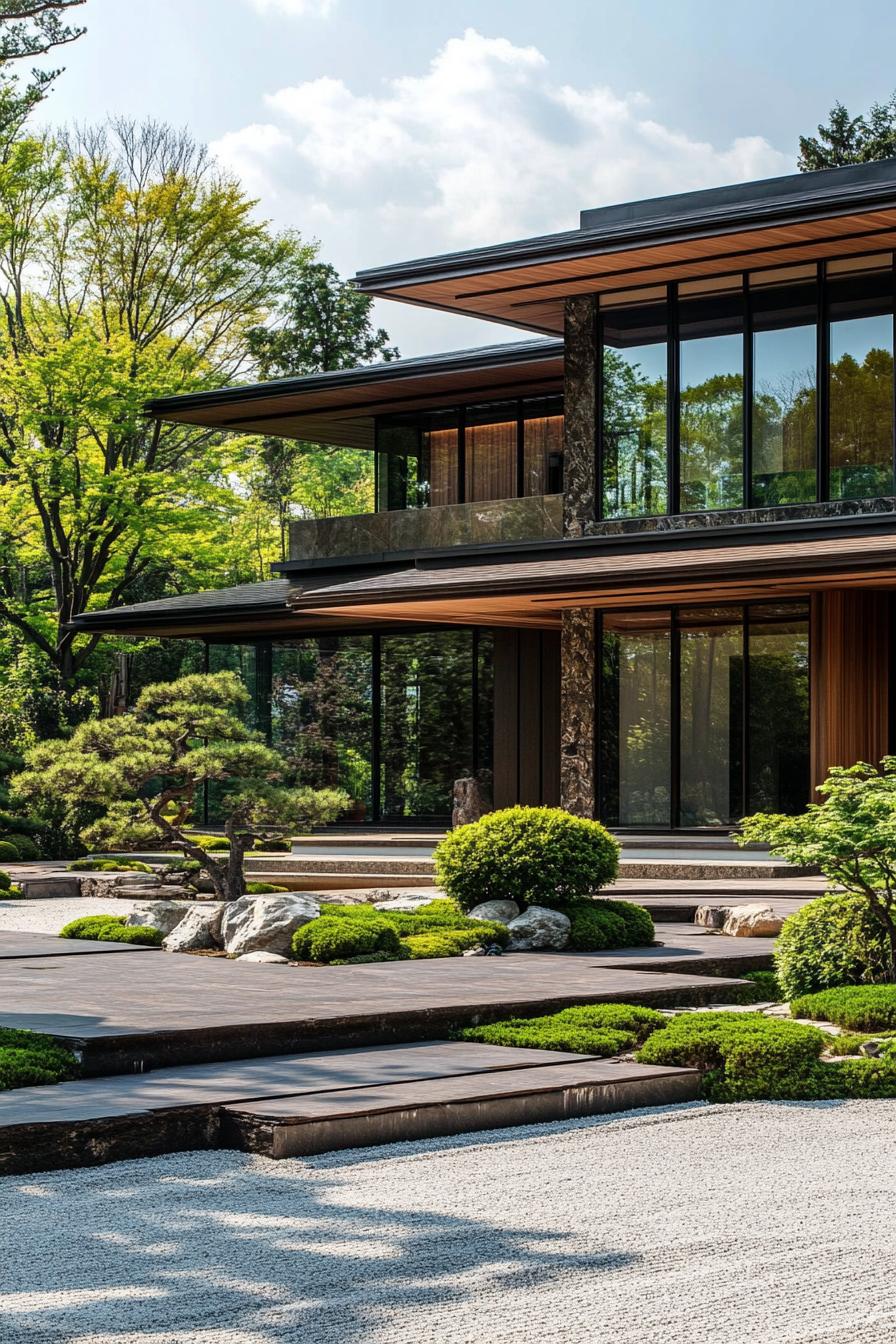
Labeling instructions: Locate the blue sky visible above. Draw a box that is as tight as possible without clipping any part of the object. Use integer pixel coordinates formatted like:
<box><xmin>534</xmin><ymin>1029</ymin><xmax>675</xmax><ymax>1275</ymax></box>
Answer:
<box><xmin>37</xmin><ymin>0</ymin><xmax>896</xmax><ymax>356</ymax></box>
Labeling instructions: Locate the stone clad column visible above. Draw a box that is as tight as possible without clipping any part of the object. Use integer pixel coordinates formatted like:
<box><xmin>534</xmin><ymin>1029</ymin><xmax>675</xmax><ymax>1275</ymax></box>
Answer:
<box><xmin>559</xmin><ymin>294</ymin><xmax>599</xmax><ymax>817</ymax></box>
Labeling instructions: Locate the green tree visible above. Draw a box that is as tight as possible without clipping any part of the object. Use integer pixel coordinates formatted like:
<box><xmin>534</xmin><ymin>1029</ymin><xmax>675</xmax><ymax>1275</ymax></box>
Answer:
<box><xmin>739</xmin><ymin>758</ymin><xmax>896</xmax><ymax>978</ymax></box>
<box><xmin>244</xmin><ymin>243</ymin><xmax>398</xmax><ymax>557</ymax></box>
<box><xmin>13</xmin><ymin>671</ymin><xmax>348</xmax><ymax>899</ymax></box>
<box><xmin>0</xmin><ymin>2</ymin><xmax>86</xmax><ymax>143</ymax></box>
<box><xmin>799</xmin><ymin>93</ymin><xmax>896</xmax><ymax>170</ymax></box>
<box><xmin>0</xmin><ymin>118</ymin><xmax>285</xmax><ymax>689</ymax></box>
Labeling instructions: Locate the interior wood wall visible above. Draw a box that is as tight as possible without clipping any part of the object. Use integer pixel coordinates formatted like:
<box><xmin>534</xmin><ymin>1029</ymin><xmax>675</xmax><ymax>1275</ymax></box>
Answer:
<box><xmin>492</xmin><ymin>629</ymin><xmax>561</xmax><ymax>808</ymax></box>
<box><xmin>810</xmin><ymin>589</ymin><xmax>892</xmax><ymax>789</ymax></box>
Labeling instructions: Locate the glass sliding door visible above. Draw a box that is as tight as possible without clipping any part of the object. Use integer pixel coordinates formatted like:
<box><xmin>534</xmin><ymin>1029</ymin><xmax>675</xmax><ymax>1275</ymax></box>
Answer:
<box><xmin>751</xmin><ymin>273</ymin><xmax>818</xmax><ymax>505</ymax></box>
<box><xmin>599</xmin><ymin>601</ymin><xmax>810</xmax><ymax>830</ymax></box>
<box><xmin>828</xmin><ymin>261</ymin><xmax>895</xmax><ymax>500</ymax></box>
<box><xmin>747</xmin><ymin>604</ymin><xmax>810</xmax><ymax>814</ymax></box>
<box><xmin>601</xmin><ymin>296</ymin><xmax>668</xmax><ymax>518</ymax></box>
<box><xmin>679</xmin><ymin>285</ymin><xmax>745</xmax><ymax>512</ymax></box>
<box><xmin>600</xmin><ymin>611</ymin><xmax>672</xmax><ymax>826</ymax></box>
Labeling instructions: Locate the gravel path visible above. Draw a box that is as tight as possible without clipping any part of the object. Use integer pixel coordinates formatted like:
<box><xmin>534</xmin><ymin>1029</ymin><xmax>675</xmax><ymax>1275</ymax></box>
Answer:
<box><xmin>0</xmin><ymin>895</ymin><xmax>138</xmax><ymax>935</ymax></box>
<box><xmin>2</xmin><ymin>1100</ymin><xmax>895</xmax><ymax>1343</ymax></box>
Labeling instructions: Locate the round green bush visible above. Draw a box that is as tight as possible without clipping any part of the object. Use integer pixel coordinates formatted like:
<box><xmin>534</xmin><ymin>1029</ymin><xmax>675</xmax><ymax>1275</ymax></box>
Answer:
<box><xmin>0</xmin><ymin>840</ymin><xmax>19</xmax><ymax>862</ymax></box>
<box><xmin>434</xmin><ymin>807</ymin><xmax>620</xmax><ymax>913</ymax></box>
<box><xmin>0</xmin><ymin>1027</ymin><xmax>79</xmax><ymax>1091</ymax></box>
<box><xmin>245</xmin><ymin>882</ymin><xmax>288</xmax><ymax>895</ymax></box>
<box><xmin>0</xmin><ymin>868</ymin><xmax>10</xmax><ymax>891</ymax></box>
<box><xmin>68</xmin><ymin>858</ymin><xmax>154</xmax><ymax>873</ymax></box>
<box><xmin>97</xmin><ymin>924</ymin><xmax>164</xmax><ymax>946</ymax></box>
<box><xmin>2</xmin><ymin>834</ymin><xmax>39</xmax><ymax>860</ymax></box>
<box><xmin>60</xmin><ymin>914</ymin><xmax>126</xmax><ymax>939</ymax></box>
<box><xmin>775</xmin><ymin>892</ymin><xmax>895</xmax><ymax>999</ymax></box>
<box><xmin>292</xmin><ymin>915</ymin><xmax>401</xmax><ymax>964</ymax></box>
<box><xmin>560</xmin><ymin>898</ymin><xmax>655</xmax><ymax>951</ymax></box>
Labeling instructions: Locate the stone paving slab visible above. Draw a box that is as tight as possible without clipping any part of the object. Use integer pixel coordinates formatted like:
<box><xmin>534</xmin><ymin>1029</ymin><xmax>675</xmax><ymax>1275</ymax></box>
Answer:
<box><xmin>0</xmin><ymin>930</ymin><xmax>155</xmax><ymax>958</ymax></box>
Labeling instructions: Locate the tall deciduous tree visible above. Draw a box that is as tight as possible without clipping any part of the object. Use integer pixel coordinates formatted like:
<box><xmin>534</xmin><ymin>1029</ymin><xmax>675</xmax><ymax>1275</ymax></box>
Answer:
<box><xmin>799</xmin><ymin>94</ymin><xmax>896</xmax><ymax>170</ymax></box>
<box><xmin>0</xmin><ymin>118</ymin><xmax>285</xmax><ymax>686</ymax></box>
<box><xmin>244</xmin><ymin>242</ymin><xmax>399</xmax><ymax>557</ymax></box>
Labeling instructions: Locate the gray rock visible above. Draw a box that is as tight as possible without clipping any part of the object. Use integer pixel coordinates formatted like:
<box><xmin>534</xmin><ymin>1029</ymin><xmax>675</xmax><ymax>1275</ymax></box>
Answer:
<box><xmin>722</xmin><ymin>904</ymin><xmax>784</xmax><ymax>938</ymax></box>
<box><xmin>462</xmin><ymin>947</ymin><xmax>486</xmax><ymax>957</ymax></box>
<box><xmin>468</xmin><ymin>899</ymin><xmax>520</xmax><ymax>925</ymax></box>
<box><xmin>163</xmin><ymin>903</ymin><xmax>225</xmax><ymax>952</ymax></box>
<box><xmin>124</xmin><ymin>901</ymin><xmax>192</xmax><ymax>936</ymax></box>
<box><xmin>694</xmin><ymin>905</ymin><xmax>729</xmax><ymax>930</ymax></box>
<box><xmin>78</xmin><ymin>872</ymin><xmax>162</xmax><ymax>900</ymax></box>
<box><xmin>506</xmin><ymin>905</ymin><xmax>571</xmax><ymax>951</ymax></box>
<box><xmin>117</xmin><ymin>883</ymin><xmax>194</xmax><ymax>902</ymax></box>
<box><xmin>221</xmin><ymin>894</ymin><xmax>320</xmax><ymax>958</ymax></box>
<box><xmin>237</xmin><ymin>950</ymin><xmax>290</xmax><ymax>964</ymax></box>
<box><xmin>859</xmin><ymin>1039</ymin><xmax>885</xmax><ymax>1058</ymax></box>
<box><xmin>452</xmin><ymin>775</ymin><xmax>490</xmax><ymax>827</ymax></box>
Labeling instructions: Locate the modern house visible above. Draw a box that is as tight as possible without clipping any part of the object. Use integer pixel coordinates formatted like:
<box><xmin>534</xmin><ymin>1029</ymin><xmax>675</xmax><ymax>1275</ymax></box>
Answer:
<box><xmin>74</xmin><ymin>159</ymin><xmax>896</xmax><ymax>832</ymax></box>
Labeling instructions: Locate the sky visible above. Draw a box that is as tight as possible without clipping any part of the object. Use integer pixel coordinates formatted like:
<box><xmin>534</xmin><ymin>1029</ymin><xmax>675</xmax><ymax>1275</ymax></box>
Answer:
<box><xmin>33</xmin><ymin>0</ymin><xmax>896</xmax><ymax>357</ymax></box>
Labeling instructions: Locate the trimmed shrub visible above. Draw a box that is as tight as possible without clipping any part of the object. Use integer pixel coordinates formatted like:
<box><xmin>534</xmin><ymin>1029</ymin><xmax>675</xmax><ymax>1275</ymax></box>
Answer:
<box><xmin>58</xmin><ymin>913</ymin><xmax>162</xmax><ymax>945</ymax></box>
<box><xmin>790</xmin><ymin>985</ymin><xmax>896</xmax><ymax>1032</ymax></box>
<box><xmin>401</xmin><ymin>929</ymin><xmax>491</xmax><ymax>959</ymax></box>
<box><xmin>0</xmin><ymin>840</ymin><xmax>19</xmax><ymax>862</ymax></box>
<box><xmin>740</xmin><ymin>970</ymin><xmax>782</xmax><ymax>1003</ymax></box>
<box><xmin>292</xmin><ymin>915</ymin><xmax>401</xmax><ymax>964</ymax></box>
<box><xmin>68</xmin><ymin>858</ymin><xmax>154</xmax><ymax>873</ymax></box>
<box><xmin>184</xmin><ymin>833</ymin><xmax>230</xmax><ymax>851</ymax></box>
<box><xmin>434</xmin><ymin>807</ymin><xmax>620</xmax><ymax>912</ymax></box>
<box><xmin>3</xmin><ymin>834</ymin><xmax>39</xmax><ymax>860</ymax></box>
<box><xmin>303</xmin><ymin>900</ymin><xmax>510</xmax><ymax>946</ymax></box>
<box><xmin>0</xmin><ymin>1027</ymin><xmax>79</xmax><ymax>1091</ymax></box>
<box><xmin>245</xmin><ymin>882</ymin><xmax>288</xmax><ymax>895</ymax></box>
<box><xmin>560</xmin><ymin>898</ymin><xmax>654</xmax><ymax>951</ymax></box>
<box><xmin>60</xmin><ymin>914</ymin><xmax>127</xmax><ymax>939</ymax></box>
<box><xmin>775</xmin><ymin>893</ymin><xmax>894</xmax><ymax>999</ymax></box>
<box><xmin>0</xmin><ymin>869</ymin><xmax>10</xmax><ymax>891</ymax></box>
<box><xmin>636</xmin><ymin>1011</ymin><xmax>829</xmax><ymax>1101</ymax></box>
<box><xmin>253</xmin><ymin>839</ymin><xmax>291</xmax><ymax>852</ymax></box>
<box><xmin>461</xmin><ymin>1002</ymin><xmax>666</xmax><ymax>1055</ymax></box>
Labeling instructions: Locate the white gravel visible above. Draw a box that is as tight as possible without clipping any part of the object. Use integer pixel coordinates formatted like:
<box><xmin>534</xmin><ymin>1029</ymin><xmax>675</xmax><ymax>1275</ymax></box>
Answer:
<box><xmin>0</xmin><ymin>895</ymin><xmax>139</xmax><ymax>936</ymax></box>
<box><xmin>2</xmin><ymin>1100</ymin><xmax>895</xmax><ymax>1344</ymax></box>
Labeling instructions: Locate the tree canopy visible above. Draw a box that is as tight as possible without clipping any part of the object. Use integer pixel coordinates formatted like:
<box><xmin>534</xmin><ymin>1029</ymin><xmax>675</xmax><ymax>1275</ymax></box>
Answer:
<box><xmin>0</xmin><ymin>2</ymin><xmax>85</xmax><ymax>142</ymax></box>
<box><xmin>799</xmin><ymin>93</ymin><xmax>896</xmax><ymax>170</ymax></box>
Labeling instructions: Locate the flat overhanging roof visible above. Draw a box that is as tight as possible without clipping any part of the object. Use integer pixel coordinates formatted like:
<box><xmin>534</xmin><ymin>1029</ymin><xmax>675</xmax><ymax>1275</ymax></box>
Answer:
<box><xmin>145</xmin><ymin>339</ymin><xmax>562</xmax><ymax>449</ymax></box>
<box><xmin>353</xmin><ymin>159</ymin><xmax>896</xmax><ymax>333</ymax></box>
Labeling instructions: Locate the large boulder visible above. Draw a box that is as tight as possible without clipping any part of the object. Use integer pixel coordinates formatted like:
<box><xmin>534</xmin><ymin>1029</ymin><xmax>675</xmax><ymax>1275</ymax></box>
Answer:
<box><xmin>79</xmin><ymin>872</ymin><xmax>163</xmax><ymax>900</ymax></box>
<box><xmin>722</xmin><ymin>904</ymin><xmax>784</xmax><ymax>938</ymax></box>
<box><xmin>124</xmin><ymin>901</ymin><xmax>192</xmax><ymax>936</ymax></box>
<box><xmin>694</xmin><ymin>904</ymin><xmax>728</xmax><ymax>930</ymax></box>
<box><xmin>163</xmin><ymin>903</ymin><xmax>225</xmax><ymax>952</ymax></box>
<box><xmin>506</xmin><ymin>905</ymin><xmax>571</xmax><ymax>951</ymax></box>
<box><xmin>468</xmin><ymin>899</ymin><xmax>520</xmax><ymax>925</ymax></box>
<box><xmin>116</xmin><ymin>883</ymin><xmax>195</xmax><ymax>902</ymax></box>
<box><xmin>221</xmin><ymin>894</ymin><xmax>319</xmax><ymax>958</ymax></box>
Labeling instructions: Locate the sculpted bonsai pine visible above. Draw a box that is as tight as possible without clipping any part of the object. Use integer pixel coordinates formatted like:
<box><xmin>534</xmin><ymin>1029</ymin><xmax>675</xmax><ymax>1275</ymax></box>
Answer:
<box><xmin>13</xmin><ymin>672</ymin><xmax>348</xmax><ymax>901</ymax></box>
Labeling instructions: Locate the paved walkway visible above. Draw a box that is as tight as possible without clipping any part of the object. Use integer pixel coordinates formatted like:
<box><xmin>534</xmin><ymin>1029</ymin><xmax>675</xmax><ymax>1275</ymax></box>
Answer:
<box><xmin>3</xmin><ymin>1100</ymin><xmax>894</xmax><ymax>1344</ymax></box>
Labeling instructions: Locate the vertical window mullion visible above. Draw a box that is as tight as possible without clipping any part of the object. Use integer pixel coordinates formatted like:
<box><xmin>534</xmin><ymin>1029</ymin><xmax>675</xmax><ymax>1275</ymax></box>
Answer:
<box><xmin>670</xmin><ymin>609</ymin><xmax>681</xmax><ymax>829</ymax></box>
<box><xmin>371</xmin><ymin>632</ymin><xmax>382</xmax><ymax>823</ymax></box>
<box><xmin>742</xmin><ymin>606</ymin><xmax>751</xmax><ymax>820</ymax></box>
<box><xmin>595</xmin><ymin>299</ymin><xmax>604</xmax><ymax>520</ymax></box>
<box><xmin>743</xmin><ymin>275</ymin><xmax>753</xmax><ymax>509</ymax></box>
<box><xmin>516</xmin><ymin>400</ymin><xmax>524</xmax><ymax>499</ymax></box>
<box><xmin>594</xmin><ymin>609</ymin><xmax>603</xmax><ymax>822</ymax></box>
<box><xmin>668</xmin><ymin>283</ymin><xmax>680</xmax><ymax>515</ymax></box>
<box><xmin>457</xmin><ymin>406</ymin><xmax>466</xmax><ymax>504</ymax></box>
<box><xmin>817</xmin><ymin>262</ymin><xmax>829</xmax><ymax>503</ymax></box>
<box><xmin>892</xmin><ymin>253</ymin><xmax>896</xmax><ymax>497</ymax></box>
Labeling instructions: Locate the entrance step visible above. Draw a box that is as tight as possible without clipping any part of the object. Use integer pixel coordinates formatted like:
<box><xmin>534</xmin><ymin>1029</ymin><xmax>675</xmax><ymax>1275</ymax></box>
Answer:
<box><xmin>223</xmin><ymin>1058</ymin><xmax>701</xmax><ymax>1159</ymax></box>
<box><xmin>0</xmin><ymin>1041</ymin><xmax>699</xmax><ymax>1175</ymax></box>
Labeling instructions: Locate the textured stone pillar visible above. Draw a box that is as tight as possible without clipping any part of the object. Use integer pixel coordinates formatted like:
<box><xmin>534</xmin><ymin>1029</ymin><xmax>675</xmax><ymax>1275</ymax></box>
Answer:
<box><xmin>560</xmin><ymin>607</ymin><xmax>597</xmax><ymax>817</ymax></box>
<box><xmin>562</xmin><ymin>294</ymin><xmax>598</xmax><ymax>538</ymax></box>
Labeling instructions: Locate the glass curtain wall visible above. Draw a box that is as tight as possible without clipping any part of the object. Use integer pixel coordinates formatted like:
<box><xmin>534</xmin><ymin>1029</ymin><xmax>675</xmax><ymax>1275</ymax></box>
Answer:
<box><xmin>601</xmin><ymin>296</ymin><xmax>668</xmax><ymax>518</ymax></box>
<box><xmin>600</xmin><ymin>602</ymin><xmax>809</xmax><ymax>828</ymax></box>
<box><xmin>597</xmin><ymin>254</ymin><xmax>896</xmax><ymax>518</ymax></box>
<box><xmin>207</xmin><ymin>631</ymin><xmax>491</xmax><ymax>825</ymax></box>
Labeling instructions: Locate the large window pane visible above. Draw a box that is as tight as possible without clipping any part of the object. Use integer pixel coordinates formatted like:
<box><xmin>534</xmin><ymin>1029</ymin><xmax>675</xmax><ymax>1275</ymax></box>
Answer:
<box><xmin>678</xmin><ymin>608</ymin><xmax>743</xmax><ymax>826</ymax></box>
<box><xmin>601</xmin><ymin>301</ymin><xmax>668</xmax><ymax>518</ymax></box>
<box><xmin>422</xmin><ymin>423</ymin><xmax>460</xmax><ymax>506</ymax></box>
<box><xmin>747</xmin><ymin>605</ymin><xmax>809</xmax><ymax>814</ymax></box>
<box><xmin>679</xmin><ymin>293</ymin><xmax>745</xmax><ymax>511</ymax></box>
<box><xmin>751</xmin><ymin>281</ymin><xmax>817</xmax><ymax>505</ymax></box>
<box><xmin>465</xmin><ymin>405</ymin><xmax>517</xmax><ymax>502</ymax></box>
<box><xmin>522</xmin><ymin>398</ymin><xmax>564</xmax><ymax>495</ymax></box>
<box><xmin>829</xmin><ymin>268</ymin><xmax>895</xmax><ymax>500</ymax></box>
<box><xmin>600</xmin><ymin>611</ymin><xmax>671</xmax><ymax>826</ymax></box>
<box><xmin>271</xmin><ymin>638</ymin><xmax>373</xmax><ymax>821</ymax></box>
<box><xmin>380</xmin><ymin>631</ymin><xmax>475</xmax><ymax>820</ymax></box>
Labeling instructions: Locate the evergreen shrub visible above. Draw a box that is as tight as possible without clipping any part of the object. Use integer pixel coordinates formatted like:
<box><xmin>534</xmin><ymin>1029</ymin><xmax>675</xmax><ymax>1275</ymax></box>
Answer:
<box><xmin>775</xmin><ymin>893</ymin><xmax>895</xmax><ymax>998</ymax></box>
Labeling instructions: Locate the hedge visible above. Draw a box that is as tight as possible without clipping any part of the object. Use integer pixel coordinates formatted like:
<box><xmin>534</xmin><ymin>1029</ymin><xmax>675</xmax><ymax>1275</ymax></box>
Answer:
<box><xmin>461</xmin><ymin>1003</ymin><xmax>666</xmax><ymax>1055</ymax></box>
<box><xmin>434</xmin><ymin>807</ymin><xmax>619</xmax><ymax>912</ymax></box>
<box><xmin>292</xmin><ymin>915</ymin><xmax>401</xmax><ymax>964</ymax></box>
<box><xmin>59</xmin><ymin>914</ymin><xmax>162</xmax><ymax>946</ymax></box>
<box><xmin>559</xmin><ymin>898</ymin><xmax>654</xmax><ymax>951</ymax></box>
<box><xmin>68</xmin><ymin>858</ymin><xmax>154</xmax><ymax>873</ymax></box>
<box><xmin>790</xmin><ymin>985</ymin><xmax>896</xmax><ymax>1032</ymax></box>
<box><xmin>291</xmin><ymin>899</ymin><xmax>510</xmax><ymax>963</ymax></box>
<box><xmin>0</xmin><ymin>1027</ymin><xmax>79</xmax><ymax>1091</ymax></box>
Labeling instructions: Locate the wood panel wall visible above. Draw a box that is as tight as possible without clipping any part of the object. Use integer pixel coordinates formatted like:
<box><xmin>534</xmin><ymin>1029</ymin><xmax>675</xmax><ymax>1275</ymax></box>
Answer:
<box><xmin>810</xmin><ymin>589</ymin><xmax>891</xmax><ymax>790</ymax></box>
<box><xmin>492</xmin><ymin>629</ymin><xmax>561</xmax><ymax>808</ymax></box>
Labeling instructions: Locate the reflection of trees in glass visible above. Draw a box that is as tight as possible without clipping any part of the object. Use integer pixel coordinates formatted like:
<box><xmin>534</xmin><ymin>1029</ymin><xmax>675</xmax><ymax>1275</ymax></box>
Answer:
<box><xmin>748</xmin><ymin>626</ymin><xmax>810</xmax><ymax>814</ymax></box>
<box><xmin>272</xmin><ymin>639</ymin><xmax>373</xmax><ymax>815</ymax></box>
<box><xmin>381</xmin><ymin>632</ymin><xmax>474</xmax><ymax>819</ymax></box>
<box><xmin>752</xmin><ymin>366</ymin><xmax>816</xmax><ymax>505</ymax></box>
<box><xmin>679</xmin><ymin>372</ymin><xmax>744</xmax><ymax>512</ymax></box>
<box><xmin>829</xmin><ymin>346</ymin><xmax>895</xmax><ymax>498</ymax></box>
<box><xmin>601</xmin><ymin>348</ymin><xmax>667</xmax><ymax>517</ymax></box>
<box><xmin>600</xmin><ymin>626</ymin><xmax>671</xmax><ymax>826</ymax></box>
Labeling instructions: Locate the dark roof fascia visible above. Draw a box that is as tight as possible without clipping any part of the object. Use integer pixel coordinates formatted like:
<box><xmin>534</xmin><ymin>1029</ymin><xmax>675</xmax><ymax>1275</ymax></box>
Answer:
<box><xmin>353</xmin><ymin>160</ymin><xmax>896</xmax><ymax>292</ymax></box>
<box><xmin>274</xmin><ymin>507</ymin><xmax>896</xmax><ymax>581</ymax></box>
<box><xmin>144</xmin><ymin>339</ymin><xmax>563</xmax><ymax>420</ymax></box>
<box><xmin>66</xmin><ymin>600</ymin><xmax>294</xmax><ymax>633</ymax></box>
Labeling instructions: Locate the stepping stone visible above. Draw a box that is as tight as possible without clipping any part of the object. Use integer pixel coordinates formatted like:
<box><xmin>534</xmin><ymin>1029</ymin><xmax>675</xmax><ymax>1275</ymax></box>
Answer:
<box><xmin>222</xmin><ymin>1059</ymin><xmax>701</xmax><ymax>1159</ymax></box>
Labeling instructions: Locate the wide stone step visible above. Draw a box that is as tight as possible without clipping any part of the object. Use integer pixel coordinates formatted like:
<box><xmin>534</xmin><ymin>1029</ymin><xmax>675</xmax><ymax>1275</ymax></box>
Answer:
<box><xmin>222</xmin><ymin>1058</ymin><xmax>701</xmax><ymax>1159</ymax></box>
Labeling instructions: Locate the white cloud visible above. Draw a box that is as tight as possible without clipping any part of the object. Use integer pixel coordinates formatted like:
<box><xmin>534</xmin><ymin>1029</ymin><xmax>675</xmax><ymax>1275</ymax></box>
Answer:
<box><xmin>211</xmin><ymin>28</ymin><xmax>792</xmax><ymax>351</ymax></box>
<box><xmin>246</xmin><ymin>0</ymin><xmax>336</xmax><ymax>17</ymax></box>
